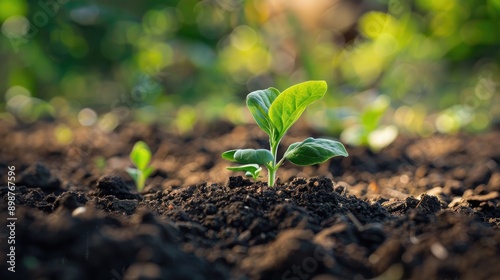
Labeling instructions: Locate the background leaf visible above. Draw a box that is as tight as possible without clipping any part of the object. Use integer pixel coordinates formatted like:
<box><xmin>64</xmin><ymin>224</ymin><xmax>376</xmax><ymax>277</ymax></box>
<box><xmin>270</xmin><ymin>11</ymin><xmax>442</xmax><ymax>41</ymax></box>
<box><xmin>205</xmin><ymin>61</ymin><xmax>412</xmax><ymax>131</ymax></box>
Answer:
<box><xmin>284</xmin><ymin>137</ymin><xmax>348</xmax><ymax>166</ymax></box>
<box><xmin>360</xmin><ymin>95</ymin><xmax>390</xmax><ymax>131</ymax></box>
<box><xmin>269</xmin><ymin>81</ymin><xmax>327</xmax><ymax>140</ymax></box>
<box><xmin>246</xmin><ymin>88</ymin><xmax>280</xmax><ymax>136</ymax></box>
<box><xmin>130</xmin><ymin>141</ymin><xmax>152</xmax><ymax>170</ymax></box>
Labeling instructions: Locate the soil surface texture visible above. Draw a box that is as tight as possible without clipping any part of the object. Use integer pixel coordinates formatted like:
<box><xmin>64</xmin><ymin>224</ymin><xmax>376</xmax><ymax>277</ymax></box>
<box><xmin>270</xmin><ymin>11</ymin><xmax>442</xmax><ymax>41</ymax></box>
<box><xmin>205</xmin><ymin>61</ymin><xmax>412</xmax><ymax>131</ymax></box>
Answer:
<box><xmin>1</xmin><ymin>121</ymin><xmax>500</xmax><ymax>280</ymax></box>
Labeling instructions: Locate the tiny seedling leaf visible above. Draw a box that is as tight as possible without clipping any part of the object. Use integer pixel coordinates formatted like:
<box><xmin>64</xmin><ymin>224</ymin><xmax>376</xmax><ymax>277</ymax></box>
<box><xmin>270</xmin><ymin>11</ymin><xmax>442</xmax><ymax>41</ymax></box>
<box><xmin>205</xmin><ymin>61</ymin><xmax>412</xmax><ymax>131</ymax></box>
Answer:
<box><xmin>227</xmin><ymin>164</ymin><xmax>262</xmax><ymax>180</ymax></box>
<box><xmin>126</xmin><ymin>167</ymin><xmax>139</xmax><ymax>181</ymax></box>
<box><xmin>221</xmin><ymin>150</ymin><xmax>237</xmax><ymax>161</ymax></box>
<box><xmin>143</xmin><ymin>166</ymin><xmax>155</xmax><ymax>179</ymax></box>
<box><xmin>269</xmin><ymin>81</ymin><xmax>327</xmax><ymax>140</ymax></box>
<box><xmin>227</xmin><ymin>164</ymin><xmax>262</xmax><ymax>173</ymax></box>
<box><xmin>284</xmin><ymin>137</ymin><xmax>348</xmax><ymax>166</ymax></box>
<box><xmin>130</xmin><ymin>141</ymin><xmax>152</xmax><ymax>170</ymax></box>
<box><xmin>246</xmin><ymin>88</ymin><xmax>280</xmax><ymax>136</ymax></box>
<box><xmin>234</xmin><ymin>149</ymin><xmax>274</xmax><ymax>165</ymax></box>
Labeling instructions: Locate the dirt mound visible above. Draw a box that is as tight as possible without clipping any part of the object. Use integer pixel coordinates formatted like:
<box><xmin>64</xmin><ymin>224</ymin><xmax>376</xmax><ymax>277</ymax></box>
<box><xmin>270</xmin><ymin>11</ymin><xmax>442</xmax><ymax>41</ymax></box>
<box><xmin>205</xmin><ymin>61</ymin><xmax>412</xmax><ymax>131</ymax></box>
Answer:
<box><xmin>1</xmin><ymin>122</ymin><xmax>499</xmax><ymax>279</ymax></box>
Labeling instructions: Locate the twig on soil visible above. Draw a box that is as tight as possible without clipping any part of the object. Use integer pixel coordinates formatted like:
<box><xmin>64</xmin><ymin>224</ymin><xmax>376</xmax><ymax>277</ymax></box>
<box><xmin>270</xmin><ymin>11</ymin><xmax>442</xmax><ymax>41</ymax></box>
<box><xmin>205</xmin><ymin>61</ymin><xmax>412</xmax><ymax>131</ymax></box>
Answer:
<box><xmin>415</xmin><ymin>193</ymin><xmax>427</xmax><ymax>209</ymax></box>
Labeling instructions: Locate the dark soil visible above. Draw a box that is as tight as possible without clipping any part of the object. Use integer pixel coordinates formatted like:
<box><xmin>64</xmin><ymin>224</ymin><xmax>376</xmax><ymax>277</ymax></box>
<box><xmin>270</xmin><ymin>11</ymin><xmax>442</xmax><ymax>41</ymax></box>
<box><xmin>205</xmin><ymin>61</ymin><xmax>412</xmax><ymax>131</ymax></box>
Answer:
<box><xmin>1</xmin><ymin>121</ymin><xmax>500</xmax><ymax>280</ymax></box>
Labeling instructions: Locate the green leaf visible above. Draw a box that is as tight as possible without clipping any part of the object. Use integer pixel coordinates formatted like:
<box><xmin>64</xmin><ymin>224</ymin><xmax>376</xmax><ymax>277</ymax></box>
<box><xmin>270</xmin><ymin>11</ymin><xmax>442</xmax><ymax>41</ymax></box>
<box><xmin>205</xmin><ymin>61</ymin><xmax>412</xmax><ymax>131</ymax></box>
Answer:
<box><xmin>284</xmin><ymin>137</ymin><xmax>348</xmax><ymax>166</ymax></box>
<box><xmin>269</xmin><ymin>81</ymin><xmax>327</xmax><ymax>140</ymax></box>
<box><xmin>143</xmin><ymin>166</ymin><xmax>155</xmax><ymax>179</ymax></box>
<box><xmin>246</xmin><ymin>88</ymin><xmax>280</xmax><ymax>136</ymax></box>
<box><xmin>227</xmin><ymin>164</ymin><xmax>262</xmax><ymax>180</ymax></box>
<box><xmin>233</xmin><ymin>149</ymin><xmax>274</xmax><ymax>165</ymax></box>
<box><xmin>130</xmin><ymin>141</ymin><xmax>152</xmax><ymax>170</ymax></box>
<box><xmin>222</xmin><ymin>150</ymin><xmax>238</xmax><ymax>161</ymax></box>
<box><xmin>227</xmin><ymin>164</ymin><xmax>262</xmax><ymax>173</ymax></box>
<box><xmin>126</xmin><ymin>167</ymin><xmax>139</xmax><ymax>182</ymax></box>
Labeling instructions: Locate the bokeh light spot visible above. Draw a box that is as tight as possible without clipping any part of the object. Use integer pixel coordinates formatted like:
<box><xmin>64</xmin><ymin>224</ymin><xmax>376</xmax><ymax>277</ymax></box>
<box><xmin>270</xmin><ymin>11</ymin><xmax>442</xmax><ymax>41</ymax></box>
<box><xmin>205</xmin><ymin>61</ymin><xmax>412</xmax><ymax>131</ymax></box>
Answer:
<box><xmin>78</xmin><ymin>108</ymin><xmax>98</xmax><ymax>126</ymax></box>
<box><xmin>98</xmin><ymin>113</ymin><xmax>119</xmax><ymax>133</ymax></box>
<box><xmin>5</xmin><ymin>85</ymin><xmax>31</xmax><ymax>101</ymax></box>
<box><xmin>1</xmin><ymin>15</ymin><xmax>29</xmax><ymax>37</ymax></box>
<box><xmin>0</xmin><ymin>1</ymin><xmax>27</xmax><ymax>21</ymax></box>
<box><xmin>54</xmin><ymin>124</ymin><xmax>74</xmax><ymax>145</ymax></box>
<box><xmin>230</xmin><ymin>25</ymin><xmax>258</xmax><ymax>51</ymax></box>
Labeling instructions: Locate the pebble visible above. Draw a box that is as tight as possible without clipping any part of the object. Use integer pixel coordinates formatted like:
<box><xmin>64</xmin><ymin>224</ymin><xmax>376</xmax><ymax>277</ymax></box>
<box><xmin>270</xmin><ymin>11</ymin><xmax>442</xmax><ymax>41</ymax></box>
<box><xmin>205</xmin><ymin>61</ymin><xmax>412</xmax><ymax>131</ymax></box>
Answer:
<box><xmin>430</xmin><ymin>242</ymin><xmax>448</xmax><ymax>260</ymax></box>
<box><xmin>71</xmin><ymin>206</ymin><xmax>87</xmax><ymax>217</ymax></box>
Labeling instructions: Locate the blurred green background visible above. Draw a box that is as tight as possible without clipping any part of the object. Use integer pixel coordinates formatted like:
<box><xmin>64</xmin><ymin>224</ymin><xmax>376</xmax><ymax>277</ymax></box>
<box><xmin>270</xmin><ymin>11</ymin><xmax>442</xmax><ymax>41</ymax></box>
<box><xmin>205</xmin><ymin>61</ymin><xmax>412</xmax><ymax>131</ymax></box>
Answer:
<box><xmin>1</xmin><ymin>0</ymin><xmax>499</xmax><ymax>148</ymax></box>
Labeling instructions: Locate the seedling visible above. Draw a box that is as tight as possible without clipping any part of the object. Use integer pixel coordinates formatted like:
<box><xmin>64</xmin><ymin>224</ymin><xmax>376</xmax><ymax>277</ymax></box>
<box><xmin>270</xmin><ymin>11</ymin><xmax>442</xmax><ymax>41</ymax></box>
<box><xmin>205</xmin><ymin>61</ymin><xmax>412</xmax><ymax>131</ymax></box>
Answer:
<box><xmin>94</xmin><ymin>156</ymin><xmax>106</xmax><ymax>172</ymax></box>
<box><xmin>222</xmin><ymin>80</ymin><xmax>348</xmax><ymax>186</ymax></box>
<box><xmin>340</xmin><ymin>95</ymin><xmax>398</xmax><ymax>152</ymax></box>
<box><xmin>126</xmin><ymin>141</ymin><xmax>154</xmax><ymax>192</ymax></box>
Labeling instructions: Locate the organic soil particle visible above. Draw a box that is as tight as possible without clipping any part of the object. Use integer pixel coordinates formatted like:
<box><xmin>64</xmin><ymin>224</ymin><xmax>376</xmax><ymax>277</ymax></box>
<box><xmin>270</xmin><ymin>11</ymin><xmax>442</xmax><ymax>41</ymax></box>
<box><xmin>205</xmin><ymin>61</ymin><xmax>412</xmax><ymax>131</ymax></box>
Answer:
<box><xmin>1</xmin><ymin>122</ymin><xmax>500</xmax><ymax>279</ymax></box>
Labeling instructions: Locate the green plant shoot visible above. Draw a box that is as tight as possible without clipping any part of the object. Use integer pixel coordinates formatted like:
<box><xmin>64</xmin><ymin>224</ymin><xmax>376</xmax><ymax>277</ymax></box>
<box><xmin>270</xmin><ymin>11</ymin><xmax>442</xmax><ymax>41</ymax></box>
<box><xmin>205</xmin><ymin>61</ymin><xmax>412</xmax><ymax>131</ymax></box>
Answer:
<box><xmin>126</xmin><ymin>141</ymin><xmax>155</xmax><ymax>191</ymax></box>
<box><xmin>340</xmin><ymin>95</ymin><xmax>398</xmax><ymax>151</ymax></box>
<box><xmin>222</xmin><ymin>81</ymin><xmax>348</xmax><ymax>186</ymax></box>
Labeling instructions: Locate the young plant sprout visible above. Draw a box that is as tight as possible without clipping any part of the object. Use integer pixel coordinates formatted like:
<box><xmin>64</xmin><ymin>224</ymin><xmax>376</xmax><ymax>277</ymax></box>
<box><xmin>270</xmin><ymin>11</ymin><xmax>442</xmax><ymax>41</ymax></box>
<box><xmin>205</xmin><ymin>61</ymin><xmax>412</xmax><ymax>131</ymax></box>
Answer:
<box><xmin>340</xmin><ymin>95</ymin><xmax>398</xmax><ymax>152</ymax></box>
<box><xmin>94</xmin><ymin>156</ymin><xmax>106</xmax><ymax>172</ymax></box>
<box><xmin>222</xmin><ymin>80</ymin><xmax>348</xmax><ymax>186</ymax></box>
<box><xmin>126</xmin><ymin>141</ymin><xmax>154</xmax><ymax>191</ymax></box>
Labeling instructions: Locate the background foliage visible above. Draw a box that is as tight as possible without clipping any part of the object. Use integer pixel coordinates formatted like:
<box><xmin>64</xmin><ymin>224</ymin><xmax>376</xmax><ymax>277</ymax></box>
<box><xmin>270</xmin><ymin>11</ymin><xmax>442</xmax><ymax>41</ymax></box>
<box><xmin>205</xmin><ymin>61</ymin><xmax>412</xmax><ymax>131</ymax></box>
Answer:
<box><xmin>1</xmin><ymin>0</ymin><xmax>499</xmax><ymax>142</ymax></box>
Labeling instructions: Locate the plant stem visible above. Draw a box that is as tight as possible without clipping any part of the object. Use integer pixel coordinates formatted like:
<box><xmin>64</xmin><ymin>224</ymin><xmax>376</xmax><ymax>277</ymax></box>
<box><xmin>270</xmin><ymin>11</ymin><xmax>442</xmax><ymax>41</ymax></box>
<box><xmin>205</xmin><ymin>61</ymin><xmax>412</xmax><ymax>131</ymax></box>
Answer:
<box><xmin>268</xmin><ymin>167</ymin><xmax>276</xmax><ymax>187</ymax></box>
<box><xmin>268</xmin><ymin>140</ymin><xmax>280</xmax><ymax>187</ymax></box>
<box><xmin>137</xmin><ymin>172</ymin><xmax>145</xmax><ymax>192</ymax></box>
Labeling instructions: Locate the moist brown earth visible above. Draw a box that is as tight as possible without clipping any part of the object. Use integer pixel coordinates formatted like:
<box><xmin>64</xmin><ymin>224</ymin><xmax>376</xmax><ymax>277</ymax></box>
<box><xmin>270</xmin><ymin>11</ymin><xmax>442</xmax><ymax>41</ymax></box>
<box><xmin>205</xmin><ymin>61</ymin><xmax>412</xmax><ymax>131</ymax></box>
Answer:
<box><xmin>1</xmin><ymin>121</ymin><xmax>499</xmax><ymax>280</ymax></box>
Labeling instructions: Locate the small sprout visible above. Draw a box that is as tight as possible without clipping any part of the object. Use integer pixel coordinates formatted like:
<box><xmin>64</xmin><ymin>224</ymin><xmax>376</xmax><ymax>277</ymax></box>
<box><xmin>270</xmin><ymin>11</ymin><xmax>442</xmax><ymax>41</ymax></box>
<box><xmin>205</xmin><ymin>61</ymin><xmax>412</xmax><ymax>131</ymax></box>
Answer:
<box><xmin>222</xmin><ymin>80</ymin><xmax>348</xmax><ymax>186</ymax></box>
<box><xmin>340</xmin><ymin>95</ymin><xmax>398</xmax><ymax>151</ymax></box>
<box><xmin>126</xmin><ymin>141</ymin><xmax>154</xmax><ymax>192</ymax></box>
<box><xmin>94</xmin><ymin>156</ymin><xmax>106</xmax><ymax>172</ymax></box>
